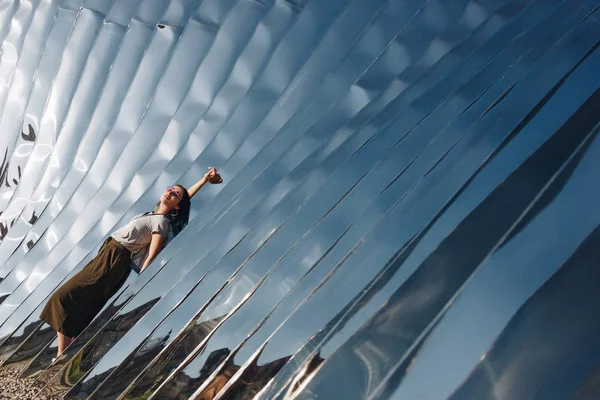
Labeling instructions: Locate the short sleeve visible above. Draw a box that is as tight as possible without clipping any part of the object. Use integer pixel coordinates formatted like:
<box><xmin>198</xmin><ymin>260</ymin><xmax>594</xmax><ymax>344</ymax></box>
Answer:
<box><xmin>151</xmin><ymin>216</ymin><xmax>170</xmax><ymax>238</ymax></box>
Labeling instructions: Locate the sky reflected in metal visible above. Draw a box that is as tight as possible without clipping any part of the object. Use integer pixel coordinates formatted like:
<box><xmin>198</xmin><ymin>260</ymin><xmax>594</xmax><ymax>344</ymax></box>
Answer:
<box><xmin>0</xmin><ymin>0</ymin><xmax>597</xmax><ymax>399</ymax></box>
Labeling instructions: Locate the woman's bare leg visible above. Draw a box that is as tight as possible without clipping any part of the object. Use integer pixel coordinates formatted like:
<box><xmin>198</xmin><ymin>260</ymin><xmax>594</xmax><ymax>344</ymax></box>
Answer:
<box><xmin>56</xmin><ymin>332</ymin><xmax>74</xmax><ymax>357</ymax></box>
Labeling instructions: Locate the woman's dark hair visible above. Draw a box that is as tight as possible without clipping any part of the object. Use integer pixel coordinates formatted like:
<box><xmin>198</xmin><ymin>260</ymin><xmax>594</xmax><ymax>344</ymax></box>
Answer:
<box><xmin>169</xmin><ymin>184</ymin><xmax>191</xmax><ymax>236</ymax></box>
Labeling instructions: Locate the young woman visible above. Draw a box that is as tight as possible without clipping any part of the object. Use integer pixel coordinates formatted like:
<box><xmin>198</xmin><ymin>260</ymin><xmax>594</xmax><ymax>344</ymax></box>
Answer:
<box><xmin>40</xmin><ymin>168</ymin><xmax>223</xmax><ymax>358</ymax></box>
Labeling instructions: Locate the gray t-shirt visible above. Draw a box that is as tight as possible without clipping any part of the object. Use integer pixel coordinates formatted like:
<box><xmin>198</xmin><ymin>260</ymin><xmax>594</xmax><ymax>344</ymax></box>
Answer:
<box><xmin>111</xmin><ymin>213</ymin><xmax>170</xmax><ymax>268</ymax></box>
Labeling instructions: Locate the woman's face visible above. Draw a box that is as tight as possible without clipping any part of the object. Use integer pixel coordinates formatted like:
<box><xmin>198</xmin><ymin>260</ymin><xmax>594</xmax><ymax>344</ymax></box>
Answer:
<box><xmin>161</xmin><ymin>186</ymin><xmax>185</xmax><ymax>210</ymax></box>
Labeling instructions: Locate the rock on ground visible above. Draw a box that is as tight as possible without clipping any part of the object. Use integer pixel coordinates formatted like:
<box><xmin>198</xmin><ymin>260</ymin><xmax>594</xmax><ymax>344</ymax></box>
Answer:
<box><xmin>0</xmin><ymin>367</ymin><xmax>59</xmax><ymax>400</ymax></box>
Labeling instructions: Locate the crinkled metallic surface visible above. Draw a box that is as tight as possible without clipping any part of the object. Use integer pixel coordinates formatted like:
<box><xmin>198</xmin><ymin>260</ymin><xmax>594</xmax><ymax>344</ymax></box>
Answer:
<box><xmin>0</xmin><ymin>0</ymin><xmax>597</xmax><ymax>399</ymax></box>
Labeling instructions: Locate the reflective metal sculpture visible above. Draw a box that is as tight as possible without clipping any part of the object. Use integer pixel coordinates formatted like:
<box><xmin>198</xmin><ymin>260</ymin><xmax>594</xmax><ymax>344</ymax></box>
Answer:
<box><xmin>0</xmin><ymin>0</ymin><xmax>598</xmax><ymax>399</ymax></box>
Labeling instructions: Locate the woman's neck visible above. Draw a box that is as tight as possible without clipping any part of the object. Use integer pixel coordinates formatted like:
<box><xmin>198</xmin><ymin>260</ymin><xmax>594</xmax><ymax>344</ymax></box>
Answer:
<box><xmin>154</xmin><ymin>203</ymin><xmax>170</xmax><ymax>215</ymax></box>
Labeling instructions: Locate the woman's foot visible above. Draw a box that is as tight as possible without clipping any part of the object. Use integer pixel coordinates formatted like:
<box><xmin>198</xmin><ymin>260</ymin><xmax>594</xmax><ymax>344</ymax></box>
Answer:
<box><xmin>51</xmin><ymin>352</ymin><xmax>67</xmax><ymax>366</ymax></box>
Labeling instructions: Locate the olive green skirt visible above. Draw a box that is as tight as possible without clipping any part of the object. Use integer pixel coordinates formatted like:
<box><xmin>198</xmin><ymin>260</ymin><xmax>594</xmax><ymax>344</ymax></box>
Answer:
<box><xmin>40</xmin><ymin>237</ymin><xmax>132</xmax><ymax>338</ymax></box>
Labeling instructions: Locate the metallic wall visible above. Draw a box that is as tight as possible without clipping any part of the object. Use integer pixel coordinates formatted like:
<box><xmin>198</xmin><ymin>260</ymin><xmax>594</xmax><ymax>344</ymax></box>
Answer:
<box><xmin>0</xmin><ymin>0</ymin><xmax>598</xmax><ymax>399</ymax></box>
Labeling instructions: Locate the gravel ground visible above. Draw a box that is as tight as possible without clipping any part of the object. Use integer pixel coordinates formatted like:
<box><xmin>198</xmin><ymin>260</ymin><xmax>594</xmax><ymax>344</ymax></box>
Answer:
<box><xmin>0</xmin><ymin>367</ymin><xmax>59</xmax><ymax>400</ymax></box>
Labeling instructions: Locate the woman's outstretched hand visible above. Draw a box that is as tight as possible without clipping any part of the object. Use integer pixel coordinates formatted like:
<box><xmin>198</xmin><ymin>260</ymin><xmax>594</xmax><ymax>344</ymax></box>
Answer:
<box><xmin>205</xmin><ymin>167</ymin><xmax>223</xmax><ymax>184</ymax></box>
<box><xmin>188</xmin><ymin>167</ymin><xmax>224</xmax><ymax>199</ymax></box>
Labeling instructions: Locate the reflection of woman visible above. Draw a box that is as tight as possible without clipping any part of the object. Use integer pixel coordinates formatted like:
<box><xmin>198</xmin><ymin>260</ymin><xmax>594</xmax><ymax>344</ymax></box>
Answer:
<box><xmin>40</xmin><ymin>168</ymin><xmax>222</xmax><ymax>359</ymax></box>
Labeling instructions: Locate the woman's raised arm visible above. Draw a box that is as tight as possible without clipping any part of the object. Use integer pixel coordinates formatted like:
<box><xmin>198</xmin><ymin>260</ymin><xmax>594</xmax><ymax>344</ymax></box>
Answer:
<box><xmin>187</xmin><ymin>167</ymin><xmax>223</xmax><ymax>199</ymax></box>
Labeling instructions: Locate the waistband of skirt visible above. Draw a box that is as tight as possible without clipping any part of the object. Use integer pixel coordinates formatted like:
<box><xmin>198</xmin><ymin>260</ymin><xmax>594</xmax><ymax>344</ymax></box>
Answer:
<box><xmin>108</xmin><ymin>236</ymin><xmax>131</xmax><ymax>254</ymax></box>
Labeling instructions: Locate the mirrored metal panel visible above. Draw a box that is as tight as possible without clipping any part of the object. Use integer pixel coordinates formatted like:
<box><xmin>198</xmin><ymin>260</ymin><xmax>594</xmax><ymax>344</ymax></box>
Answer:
<box><xmin>0</xmin><ymin>0</ymin><xmax>597</xmax><ymax>399</ymax></box>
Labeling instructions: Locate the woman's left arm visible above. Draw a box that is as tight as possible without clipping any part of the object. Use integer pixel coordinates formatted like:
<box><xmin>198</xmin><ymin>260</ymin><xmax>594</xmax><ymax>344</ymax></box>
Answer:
<box><xmin>140</xmin><ymin>233</ymin><xmax>165</xmax><ymax>272</ymax></box>
<box><xmin>187</xmin><ymin>167</ymin><xmax>223</xmax><ymax>199</ymax></box>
